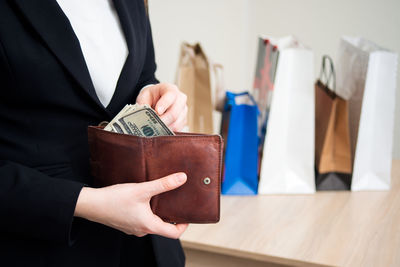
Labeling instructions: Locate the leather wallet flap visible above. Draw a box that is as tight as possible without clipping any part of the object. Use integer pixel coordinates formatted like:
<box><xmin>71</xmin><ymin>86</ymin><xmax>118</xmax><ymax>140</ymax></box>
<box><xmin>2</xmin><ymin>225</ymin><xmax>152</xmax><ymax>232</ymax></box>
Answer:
<box><xmin>88</xmin><ymin>126</ymin><xmax>223</xmax><ymax>223</ymax></box>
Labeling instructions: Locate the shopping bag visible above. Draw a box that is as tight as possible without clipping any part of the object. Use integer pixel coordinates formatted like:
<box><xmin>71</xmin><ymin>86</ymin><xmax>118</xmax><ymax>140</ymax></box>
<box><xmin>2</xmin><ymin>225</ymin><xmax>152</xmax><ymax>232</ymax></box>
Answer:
<box><xmin>252</xmin><ymin>37</ymin><xmax>280</xmax><ymax>145</ymax></box>
<box><xmin>315</xmin><ymin>55</ymin><xmax>352</xmax><ymax>190</ymax></box>
<box><xmin>258</xmin><ymin>37</ymin><xmax>315</xmax><ymax>194</ymax></box>
<box><xmin>336</xmin><ymin>37</ymin><xmax>398</xmax><ymax>191</ymax></box>
<box><xmin>221</xmin><ymin>92</ymin><xmax>259</xmax><ymax>195</ymax></box>
<box><xmin>211</xmin><ymin>63</ymin><xmax>226</xmax><ymax>112</ymax></box>
<box><xmin>252</xmin><ymin>36</ymin><xmax>280</xmax><ymax>177</ymax></box>
<box><xmin>176</xmin><ymin>43</ymin><xmax>213</xmax><ymax>134</ymax></box>
<box><xmin>210</xmin><ymin>63</ymin><xmax>225</xmax><ymax>134</ymax></box>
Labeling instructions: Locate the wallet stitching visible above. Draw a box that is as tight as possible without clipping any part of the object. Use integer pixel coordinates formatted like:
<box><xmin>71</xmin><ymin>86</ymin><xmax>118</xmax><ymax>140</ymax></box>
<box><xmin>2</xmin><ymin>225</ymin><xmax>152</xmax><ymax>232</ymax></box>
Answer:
<box><xmin>216</xmin><ymin>137</ymin><xmax>222</xmax><ymax>222</ymax></box>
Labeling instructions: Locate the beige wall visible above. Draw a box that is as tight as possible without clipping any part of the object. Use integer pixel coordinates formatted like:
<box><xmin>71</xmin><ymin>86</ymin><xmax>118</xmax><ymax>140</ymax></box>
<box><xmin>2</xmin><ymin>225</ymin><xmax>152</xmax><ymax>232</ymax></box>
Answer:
<box><xmin>149</xmin><ymin>0</ymin><xmax>400</xmax><ymax>159</ymax></box>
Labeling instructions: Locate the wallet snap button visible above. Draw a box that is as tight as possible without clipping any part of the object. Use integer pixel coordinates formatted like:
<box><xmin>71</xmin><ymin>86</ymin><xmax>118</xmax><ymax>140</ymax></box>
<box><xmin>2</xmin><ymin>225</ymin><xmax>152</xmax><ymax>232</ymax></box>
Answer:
<box><xmin>203</xmin><ymin>177</ymin><xmax>211</xmax><ymax>185</ymax></box>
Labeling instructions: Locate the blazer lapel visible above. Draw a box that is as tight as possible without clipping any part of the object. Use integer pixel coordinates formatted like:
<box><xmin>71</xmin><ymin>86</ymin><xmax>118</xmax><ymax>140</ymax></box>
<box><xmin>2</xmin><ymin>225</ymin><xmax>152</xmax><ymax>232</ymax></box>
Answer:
<box><xmin>13</xmin><ymin>0</ymin><xmax>106</xmax><ymax>112</ymax></box>
<box><xmin>106</xmin><ymin>0</ymin><xmax>138</xmax><ymax>115</ymax></box>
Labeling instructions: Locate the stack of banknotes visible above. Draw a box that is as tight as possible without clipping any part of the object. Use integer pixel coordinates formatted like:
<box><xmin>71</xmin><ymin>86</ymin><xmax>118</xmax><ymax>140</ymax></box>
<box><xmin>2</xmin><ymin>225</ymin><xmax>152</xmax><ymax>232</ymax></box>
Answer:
<box><xmin>103</xmin><ymin>104</ymin><xmax>175</xmax><ymax>137</ymax></box>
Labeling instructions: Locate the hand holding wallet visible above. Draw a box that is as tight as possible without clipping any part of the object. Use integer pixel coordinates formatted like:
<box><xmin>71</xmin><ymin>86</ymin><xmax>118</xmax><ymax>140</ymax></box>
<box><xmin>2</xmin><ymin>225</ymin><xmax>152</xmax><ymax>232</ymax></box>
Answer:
<box><xmin>88</xmin><ymin>126</ymin><xmax>223</xmax><ymax>224</ymax></box>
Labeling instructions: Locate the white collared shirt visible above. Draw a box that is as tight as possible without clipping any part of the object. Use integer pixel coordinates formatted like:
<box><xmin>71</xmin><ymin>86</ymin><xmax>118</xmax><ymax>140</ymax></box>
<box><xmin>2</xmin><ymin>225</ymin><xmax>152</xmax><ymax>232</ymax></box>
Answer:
<box><xmin>56</xmin><ymin>0</ymin><xmax>129</xmax><ymax>107</ymax></box>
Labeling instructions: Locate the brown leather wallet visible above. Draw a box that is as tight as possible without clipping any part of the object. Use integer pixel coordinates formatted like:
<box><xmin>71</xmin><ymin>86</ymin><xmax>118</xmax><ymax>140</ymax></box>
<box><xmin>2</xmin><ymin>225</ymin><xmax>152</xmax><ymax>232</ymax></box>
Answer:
<box><xmin>87</xmin><ymin>126</ymin><xmax>223</xmax><ymax>223</ymax></box>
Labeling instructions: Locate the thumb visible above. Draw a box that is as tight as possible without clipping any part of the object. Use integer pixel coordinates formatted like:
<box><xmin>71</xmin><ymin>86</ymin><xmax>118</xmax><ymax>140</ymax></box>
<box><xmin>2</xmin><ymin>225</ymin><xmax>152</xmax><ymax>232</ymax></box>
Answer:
<box><xmin>143</xmin><ymin>172</ymin><xmax>187</xmax><ymax>197</ymax></box>
<box><xmin>136</xmin><ymin>87</ymin><xmax>155</xmax><ymax>106</ymax></box>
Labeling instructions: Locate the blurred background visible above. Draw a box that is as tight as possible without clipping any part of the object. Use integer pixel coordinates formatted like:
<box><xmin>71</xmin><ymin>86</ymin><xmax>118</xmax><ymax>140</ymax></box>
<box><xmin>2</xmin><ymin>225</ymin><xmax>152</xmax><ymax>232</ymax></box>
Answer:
<box><xmin>148</xmin><ymin>0</ymin><xmax>400</xmax><ymax>159</ymax></box>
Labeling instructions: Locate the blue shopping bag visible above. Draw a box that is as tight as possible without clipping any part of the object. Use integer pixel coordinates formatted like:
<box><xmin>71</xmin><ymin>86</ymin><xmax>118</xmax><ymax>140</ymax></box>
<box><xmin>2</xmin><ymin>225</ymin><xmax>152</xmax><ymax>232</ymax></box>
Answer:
<box><xmin>221</xmin><ymin>92</ymin><xmax>259</xmax><ymax>195</ymax></box>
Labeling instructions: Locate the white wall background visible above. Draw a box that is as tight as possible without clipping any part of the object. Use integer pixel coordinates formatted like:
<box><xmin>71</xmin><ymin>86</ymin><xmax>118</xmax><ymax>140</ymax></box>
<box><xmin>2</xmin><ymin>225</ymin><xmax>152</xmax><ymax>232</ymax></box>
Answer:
<box><xmin>148</xmin><ymin>0</ymin><xmax>400</xmax><ymax>159</ymax></box>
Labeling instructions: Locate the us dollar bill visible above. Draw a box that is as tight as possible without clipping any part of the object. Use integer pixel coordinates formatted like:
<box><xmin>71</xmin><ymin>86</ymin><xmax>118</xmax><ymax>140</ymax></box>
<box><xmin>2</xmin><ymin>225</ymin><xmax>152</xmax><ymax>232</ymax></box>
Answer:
<box><xmin>103</xmin><ymin>104</ymin><xmax>135</xmax><ymax>131</ymax></box>
<box><xmin>104</xmin><ymin>104</ymin><xmax>174</xmax><ymax>137</ymax></box>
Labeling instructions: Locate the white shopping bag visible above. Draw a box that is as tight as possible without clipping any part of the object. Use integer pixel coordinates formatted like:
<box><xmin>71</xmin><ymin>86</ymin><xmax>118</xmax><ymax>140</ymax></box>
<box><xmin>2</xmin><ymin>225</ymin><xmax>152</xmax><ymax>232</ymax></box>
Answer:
<box><xmin>258</xmin><ymin>36</ymin><xmax>315</xmax><ymax>194</ymax></box>
<box><xmin>336</xmin><ymin>37</ymin><xmax>398</xmax><ymax>191</ymax></box>
<box><xmin>209</xmin><ymin>63</ymin><xmax>225</xmax><ymax>134</ymax></box>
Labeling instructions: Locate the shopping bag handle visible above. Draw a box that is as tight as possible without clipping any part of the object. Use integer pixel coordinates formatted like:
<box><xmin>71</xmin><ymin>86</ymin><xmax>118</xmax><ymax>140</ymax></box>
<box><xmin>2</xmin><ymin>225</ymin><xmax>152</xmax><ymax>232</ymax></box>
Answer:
<box><xmin>225</xmin><ymin>92</ymin><xmax>260</xmax><ymax>115</ymax></box>
<box><xmin>319</xmin><ymin>55</ymin><xmax>336</xmax><ymax>92</ymax></box>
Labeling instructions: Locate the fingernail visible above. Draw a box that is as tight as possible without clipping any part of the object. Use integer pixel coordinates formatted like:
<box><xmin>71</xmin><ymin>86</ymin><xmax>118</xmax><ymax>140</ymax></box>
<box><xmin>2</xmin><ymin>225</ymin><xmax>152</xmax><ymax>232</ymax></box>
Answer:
<box><xmin>176</xmin><ymin>173</ymin><xmax>187</xmax><ymax>183</ymax></box>
<box><xmin>157</xmin><ymin>106</ymin><xmax>165</xmax><ymax>114</ymax></box>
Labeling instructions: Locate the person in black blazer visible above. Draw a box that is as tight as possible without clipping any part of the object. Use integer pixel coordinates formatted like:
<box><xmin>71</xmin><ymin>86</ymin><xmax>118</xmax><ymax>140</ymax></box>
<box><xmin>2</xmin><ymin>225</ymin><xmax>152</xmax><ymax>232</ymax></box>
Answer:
<box><xmin>0</xmin><ymin>0</ymin><xmax>189</xmax><ymax>266</ymax></box>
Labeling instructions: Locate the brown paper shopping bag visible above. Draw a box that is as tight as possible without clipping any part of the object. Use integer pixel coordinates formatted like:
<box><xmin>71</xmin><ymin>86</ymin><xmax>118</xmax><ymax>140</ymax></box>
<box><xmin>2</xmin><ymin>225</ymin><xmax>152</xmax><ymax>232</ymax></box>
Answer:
<box><xmin>176</xmin><ymin>43</ymin><xmax>213</xmax><ymax>134</ymax></box>
<box><xmin>315</xmin><ymin>56</ymin><xmax>352</xmax><ymax>190</ymax></box>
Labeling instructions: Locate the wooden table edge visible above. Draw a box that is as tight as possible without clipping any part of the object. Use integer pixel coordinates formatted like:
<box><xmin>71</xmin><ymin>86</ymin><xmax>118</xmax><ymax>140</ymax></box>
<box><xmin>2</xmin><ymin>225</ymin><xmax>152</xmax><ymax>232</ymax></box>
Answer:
<box><xmin>181</xmin><ymin>240</ymin><xmax>336</xmax><ymax>267</ymax></box>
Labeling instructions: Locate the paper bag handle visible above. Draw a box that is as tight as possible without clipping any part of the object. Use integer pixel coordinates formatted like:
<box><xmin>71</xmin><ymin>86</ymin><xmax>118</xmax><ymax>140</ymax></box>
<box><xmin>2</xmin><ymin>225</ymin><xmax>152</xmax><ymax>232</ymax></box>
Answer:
<box><xmin>225</xmin><ymin>92</ymin><xmax>260</xmax><ymax>115</ymax></box>
<box><xmin>319</xmin><ymin>55</ymin><xmax>336</xmax><ymax>92</ymax></box>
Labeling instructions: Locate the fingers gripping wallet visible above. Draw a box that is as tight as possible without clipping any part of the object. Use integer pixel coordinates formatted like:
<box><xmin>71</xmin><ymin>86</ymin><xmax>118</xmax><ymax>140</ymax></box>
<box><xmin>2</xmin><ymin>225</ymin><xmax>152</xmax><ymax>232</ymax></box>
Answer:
<box><xmin>88</xmin><ymin>126</ymin><xmax>223</xmax><ymax>223</ymax></box>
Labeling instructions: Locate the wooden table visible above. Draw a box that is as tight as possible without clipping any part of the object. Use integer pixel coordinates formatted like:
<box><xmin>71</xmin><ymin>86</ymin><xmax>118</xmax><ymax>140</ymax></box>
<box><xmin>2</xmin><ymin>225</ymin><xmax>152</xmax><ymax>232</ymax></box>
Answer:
<box><xmin>181</xmin><ymin>160</ymin><xmax>400</xmax><ymax>267</ymax></box>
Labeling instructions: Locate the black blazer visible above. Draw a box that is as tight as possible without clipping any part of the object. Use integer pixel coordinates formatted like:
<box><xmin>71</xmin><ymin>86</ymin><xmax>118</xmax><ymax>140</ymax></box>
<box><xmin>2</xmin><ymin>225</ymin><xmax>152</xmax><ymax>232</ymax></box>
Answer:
<box><xmin>0</xmin><ymin>0</ymin><xmax>184</xmax><ymax>266</ymax></box>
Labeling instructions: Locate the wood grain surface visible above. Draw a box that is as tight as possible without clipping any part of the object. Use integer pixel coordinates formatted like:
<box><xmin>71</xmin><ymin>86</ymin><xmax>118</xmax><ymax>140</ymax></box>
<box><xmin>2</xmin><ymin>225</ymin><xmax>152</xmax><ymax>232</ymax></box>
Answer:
<box><xmin>181</xmin><ymin>160</ymin><xmax>400</xmax><ymax>267</ymax></box>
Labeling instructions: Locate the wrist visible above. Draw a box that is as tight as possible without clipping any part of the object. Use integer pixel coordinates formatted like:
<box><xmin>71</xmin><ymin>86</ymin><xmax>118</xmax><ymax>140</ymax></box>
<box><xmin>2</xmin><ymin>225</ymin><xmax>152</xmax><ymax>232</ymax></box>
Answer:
<box><xmin>74</xmin><ymin>187</ymin><xmax>98</xmax><ymax>220</ymax></box>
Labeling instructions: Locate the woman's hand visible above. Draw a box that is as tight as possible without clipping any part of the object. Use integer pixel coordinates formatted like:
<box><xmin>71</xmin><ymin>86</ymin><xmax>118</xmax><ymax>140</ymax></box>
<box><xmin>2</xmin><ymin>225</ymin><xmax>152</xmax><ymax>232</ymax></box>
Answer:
<box><xmin>136</xmin><ymin>83</ymin><xmax>188</xmax><ymax>132</ymax></box>
<box><xmin>74</xmin><ymin>172</ymin><xmax>188</xmax><ymax>239</ymax></box>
